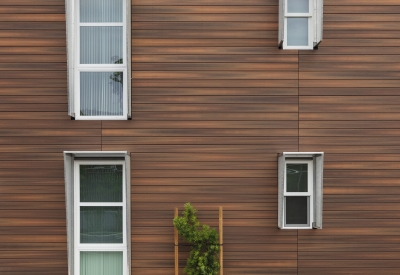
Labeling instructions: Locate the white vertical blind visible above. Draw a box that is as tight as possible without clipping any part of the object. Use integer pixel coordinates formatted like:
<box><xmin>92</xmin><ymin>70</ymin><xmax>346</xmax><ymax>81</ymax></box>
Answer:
<box><xmin>80</xmin><ymin>72</ymin><xmax>123</xmax><ymax>116</ymax></box>
<box><xmin>80</xmin><ymin>0</ymin><xmax>123</xmax><ymax>22</ymax></box>
<box><xmin>80</xmin><ymin>27</ymin><xmax>123</xmax><ymax>64</ymax></box>
<box><xmin>80</xmin><ymin>252</ymin><xmax>123</xmax><ymax>275</ymax></box>
<box><xmin>77</xmin><ymin>0</ymin><xmax>126</xmax><ymax>119</ymax></box>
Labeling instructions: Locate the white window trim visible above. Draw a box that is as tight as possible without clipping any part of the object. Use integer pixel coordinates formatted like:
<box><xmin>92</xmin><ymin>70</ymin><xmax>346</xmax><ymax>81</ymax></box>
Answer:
<box><xmin>283</xmin><ymin>0</ymin><xmax>313</xmax><ymax>50</ymax></box>
<box><xmin>283</xmin><ymin>159</ymin><xmax>313</xmax><ymax>229</ymax></box>
<box><xmin>64</xmin><ymin>151</ymin><xmax>131</xmax><ymax>275</ymax></box>
<box><xmin>74</xmin><ymin>160</ymin><xmax>127</xmax><ymax>275</ymax></box>
<box><xmin>278</xmin><ymin>152</ymin><xmax>324</xmax><ymax>229</ymax></box>
<box><xmin>65</xmin><ymin>0</ymin><xmax>131</xmax><ymax>120</ymax></box>
<box><xmin>278</xmin><ymin>0</ymin><xmax>323</xmax><ymax>50</ymax></box>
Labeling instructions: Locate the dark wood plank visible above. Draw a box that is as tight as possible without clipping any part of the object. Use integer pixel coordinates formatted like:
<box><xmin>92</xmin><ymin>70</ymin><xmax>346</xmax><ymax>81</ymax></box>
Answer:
<box><xmin>0</xmin><ymin>6</ymin><xmax>65</xmax><ymax>14</ymax></box>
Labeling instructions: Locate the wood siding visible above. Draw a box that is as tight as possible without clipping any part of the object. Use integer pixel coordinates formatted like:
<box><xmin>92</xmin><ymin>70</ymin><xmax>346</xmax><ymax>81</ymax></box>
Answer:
<box><xmin>0</xmin><ymin>0</ymin><xmax>399</xmax><ymax>275</ymax></box>
<box><xmin>298</xmin><ymin>2</ymin><xmax>400</xmax><ymax>274</ymax></box>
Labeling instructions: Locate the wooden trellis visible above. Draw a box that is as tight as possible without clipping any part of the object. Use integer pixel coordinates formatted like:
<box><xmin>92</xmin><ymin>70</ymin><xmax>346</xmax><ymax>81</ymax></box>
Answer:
<box><xmin>174</xmin><ymin>207</ymin><xmax>224</xmax><ymax>275</ymax></box>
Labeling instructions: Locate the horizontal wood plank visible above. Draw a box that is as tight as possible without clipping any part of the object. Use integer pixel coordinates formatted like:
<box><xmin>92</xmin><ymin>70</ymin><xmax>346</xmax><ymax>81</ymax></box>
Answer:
<box><xmin>2</xmin><ymin>0</ymin><xmax>400</xmax><ymax>274</ymax></box>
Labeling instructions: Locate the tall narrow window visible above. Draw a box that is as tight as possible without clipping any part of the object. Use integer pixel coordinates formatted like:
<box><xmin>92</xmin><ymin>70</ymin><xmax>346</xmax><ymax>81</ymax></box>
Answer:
<box><xmin>66</xmin><ymin>0</ymin><xmax>131</xmax><ymax>119</ymax></box>
<box><xmin>278</xmin><ymin>152</ymin><xmax>324</xmax><ymax>229</ymax></box>
<box><xmin>76</xmin><ymin>161</ymin><xmax>126</xmax><ymax>275</ymax></box>
<box><xmin>278</xmin><ymin>0</ymin><xmax>323</xmax><ymax>50</ymax></box>
<box><xmin>64</xmin><ymin>152</ymin><xmax>131</xmax><ymax>275</ymax></box>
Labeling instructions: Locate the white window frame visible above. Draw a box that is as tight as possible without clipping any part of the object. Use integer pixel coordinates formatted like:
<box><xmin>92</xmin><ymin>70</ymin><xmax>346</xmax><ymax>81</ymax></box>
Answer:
<box><xmin>65</xmin><ymin>0</ymin><xmax>131</xmax><ymax>120</ymax></box>
<box><xmin>74</xmin><ymin>160</ymin><xmax>127</xmax><ymax>275</ymax></box>
<box><xmin>278</xmin><ymin>152</ymin><xmax>324</xmax><ymax>229</ymax></box>
<box><xmin>283</xmin><ymin>160</ymin><xmax>313</xmax><ymax>229</ymax></box>
<box><xmin>64</xmin><ymin>151</ymin><xmax>131</xmax><ymax>275</ymax></box>
<box><xmin>283</xmin><ymin>0</ymin><xmax>313</xmax><ymax>50</ymax></box>
<box><xmin>278</xmin><ymin>0</ymin><xmax>323</xmax><ymax>50</ymax></box>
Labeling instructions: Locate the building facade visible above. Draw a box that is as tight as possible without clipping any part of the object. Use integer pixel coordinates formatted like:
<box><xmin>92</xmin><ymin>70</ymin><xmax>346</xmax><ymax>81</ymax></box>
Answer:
<box><xmin>1</xmin><ymin>0</ymin><xmax>400</xmax><ymax>274</ymax></box>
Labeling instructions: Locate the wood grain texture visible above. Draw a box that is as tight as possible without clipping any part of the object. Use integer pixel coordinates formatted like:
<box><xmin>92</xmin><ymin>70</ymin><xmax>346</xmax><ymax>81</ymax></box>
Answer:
<box><xmin>298</xmin><ymin>1</ymin><xmax>400</xmax><ymax>273</ymax></box>
<box><xmin>1</xmin><ymin>0</ymin><xmax>400</xmax><ymax>274</ymax></box>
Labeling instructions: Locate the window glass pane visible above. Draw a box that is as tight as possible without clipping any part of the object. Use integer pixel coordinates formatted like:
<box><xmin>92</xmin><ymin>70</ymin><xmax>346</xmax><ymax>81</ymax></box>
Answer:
<box><xmin>286</xmin><ymin>163</ymin><xmax>308</xmax><ymax>192</ymax></box>
<box><xmin>80</xmin><ymin>72</ymin><xmax>124</xmax><ymax>117</ymax></box>
<box><xmin>80</xmin><ymin>206</ymin><xmax>123</xmax><ymax>243</ymax></box>
<box><xmin>81</xmin><ymin>251</ymin><xmax>123</xmax><ymax>275</ymax></box>
<box><xmin>287</xmin><ymin>18</ymin><xmax>309</xmax><ymax>46</ymax></box>
<box><xmin>80</xmin><ymin>0</ymin><xmax>123</xmax><ymax>23</ymax></box>
<box><xmin>80</xmin><ymin>26</ymin><xmax>123</xmax><ymax>64</ymax></box>
<box><xmin>285</xmin><ymin>196</ymin><xmax>309</xmax><ymax>225</ymax></box>
<box><xmin>287</xmin><ymin>0</ymin><xmax>309</xmax><ymax>13</ymax></box>
<box><xmin>80</xmin><ymin>165</ymin><xmax>123</xmax><ymax>202</ymax></box>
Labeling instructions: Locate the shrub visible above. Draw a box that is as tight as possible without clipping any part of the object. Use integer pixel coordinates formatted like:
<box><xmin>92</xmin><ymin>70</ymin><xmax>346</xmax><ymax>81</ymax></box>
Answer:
<box><xmin>173</xmin><ymin>203</ymin><xmax>220</xmax><ymax>275</ymax></box>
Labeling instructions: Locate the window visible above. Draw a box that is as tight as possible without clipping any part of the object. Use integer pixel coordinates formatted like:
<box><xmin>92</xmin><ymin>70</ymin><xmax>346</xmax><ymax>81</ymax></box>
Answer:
<box><xmin>278</xmin><ymin>0</ymin><xmax>323</xmax><ymax>50</ymax></box>
<box><xmin>278</xmin><ymin>152</ymin><xmax>324</xmax><ymax>229</ymax></box>
<box><xmin>66</xmin><ymin>0</ymin><xmax>131</xmax><ymax>120</ymax></box>
<box><xmin>64</xmin><ymin>151</ymin><xmax>131</xmax><ymax>275</ymax></box>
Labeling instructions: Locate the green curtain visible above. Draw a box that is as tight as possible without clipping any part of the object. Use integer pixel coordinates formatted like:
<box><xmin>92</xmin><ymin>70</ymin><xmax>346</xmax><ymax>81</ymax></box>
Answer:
<box><xmin>80</xmin><ymin>251</ymin><xmax>123</xmax><ymax>275</ymax></box>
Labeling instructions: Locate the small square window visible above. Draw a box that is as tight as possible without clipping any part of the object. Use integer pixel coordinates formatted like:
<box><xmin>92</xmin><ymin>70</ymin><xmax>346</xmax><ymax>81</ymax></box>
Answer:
<box><xmin>278</xmin><ymin>152</ymin><xmax>324</xmax><ymax>229</ymax></box>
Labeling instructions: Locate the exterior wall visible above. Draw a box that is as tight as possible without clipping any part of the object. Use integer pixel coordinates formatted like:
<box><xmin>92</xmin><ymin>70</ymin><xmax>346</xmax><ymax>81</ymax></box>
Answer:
<box><xmin>298</xmin><ymin>2</ymin><xmax>400</xmax><ymax>274</ymax></box>
<box><xmin>0</xmin><ymin>1</ymin><xmax>99</xmax><ymax>274</ymax></box>
<box><xmin>0</xmin><ymin>0</ymin><xmax>399</xmax><ymax>275</ymax></box>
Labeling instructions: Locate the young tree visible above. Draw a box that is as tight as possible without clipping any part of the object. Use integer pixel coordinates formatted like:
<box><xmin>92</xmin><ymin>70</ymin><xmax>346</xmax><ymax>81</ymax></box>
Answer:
<box><xmin>173</xmin><ymin>203</ymin><xmax>220</xmax><ymax>275</ymax></box>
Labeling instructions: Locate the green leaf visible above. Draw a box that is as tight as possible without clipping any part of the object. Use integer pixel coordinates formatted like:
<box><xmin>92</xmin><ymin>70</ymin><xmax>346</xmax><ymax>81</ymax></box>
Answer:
<box><xmin>173</xmin><ymin>203</ymin><xmax>220</xmax><ymax>275</ymax></box>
